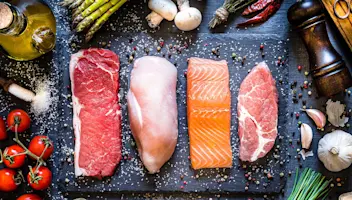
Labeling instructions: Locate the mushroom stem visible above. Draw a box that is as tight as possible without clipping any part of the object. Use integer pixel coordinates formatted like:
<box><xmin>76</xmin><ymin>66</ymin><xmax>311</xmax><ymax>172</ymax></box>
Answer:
<box><xmin>177</xmin><ymin>0</ymin><xmax>190</xmax><ymax>11</ymax></box>
<box><xmin>8</xmin><ymin>83</ymin><xmax>36</xmax><ymax>102</ymax></box>
<box><xmin>0</xmin><ymin>77</ymin><xmax>36</xmax><ymax>102</ymax></box>
<box><xmin>146</xmin><ymin>11</ymin><xmax>164</xmax><ymax>28</ymax></box>
<box><xmin>329</xmin><ymin>147</ymin><xmax>339</xmax><ymax>155</ymax></box>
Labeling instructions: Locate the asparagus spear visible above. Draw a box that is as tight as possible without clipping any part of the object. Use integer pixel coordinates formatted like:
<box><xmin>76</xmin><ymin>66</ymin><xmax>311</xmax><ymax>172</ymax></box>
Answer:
<box><xmin>85</xmin><ymin>0</ymin><xmax>127</xmax><ymax>42</ymax></box>
<box><xmin>69</xmin><ymin>0</ymin><xmax>85</xmax><ymax>9</ymax></box>
<box><xmin>59</xmin><ymin>0</ymin><xmax>76</xmax><ymax>7</ymax></box>
<box><xmin>73</xmin><ymin>0</ymin><xmax>95</xmax><ymax>18</ymax></box>
<box><xmin>76</xmin><ymin>0</ymin><xmax>121</xmax><ymax>32</ymax></box>
<box><xmin>73</xmin><ymin>0</ymin><xmax>109</xmax><ymax>27</ymax></box>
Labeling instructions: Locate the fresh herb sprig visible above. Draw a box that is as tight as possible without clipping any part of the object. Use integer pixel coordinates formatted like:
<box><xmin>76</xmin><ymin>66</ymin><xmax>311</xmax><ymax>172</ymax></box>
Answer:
<box><xmin>288</xmin><ymin>168</ymin><xmax>331</xmax><ymax>200</ymax></box>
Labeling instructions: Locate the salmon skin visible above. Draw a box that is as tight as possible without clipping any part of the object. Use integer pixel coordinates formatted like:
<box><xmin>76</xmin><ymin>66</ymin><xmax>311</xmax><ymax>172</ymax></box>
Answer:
<box><xmin>187</xmin><ymin>57</ymin><xmax>233</xmax><ymax>170</ymax></box>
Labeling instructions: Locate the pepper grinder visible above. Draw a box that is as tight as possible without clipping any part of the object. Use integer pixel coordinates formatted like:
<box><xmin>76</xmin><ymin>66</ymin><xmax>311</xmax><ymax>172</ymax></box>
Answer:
<box><xmin>287</xmin><ymin>0</ymin><xmax>352</xmax><ymax>97</ymax></box>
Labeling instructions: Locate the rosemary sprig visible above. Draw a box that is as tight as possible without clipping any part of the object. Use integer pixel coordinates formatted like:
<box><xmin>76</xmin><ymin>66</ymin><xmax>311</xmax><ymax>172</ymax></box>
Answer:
<box><xmin>209</xmin><ymin>0</ymin><xmax>257</xmax><ymax>28</ymax></box>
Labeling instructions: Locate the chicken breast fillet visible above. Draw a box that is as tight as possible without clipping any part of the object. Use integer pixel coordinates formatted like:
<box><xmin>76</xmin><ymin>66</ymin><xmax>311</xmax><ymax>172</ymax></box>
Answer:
<box><xmin>127</xmin><ymin>56</ymin><xmax>178</xmax><ymax>174</ymax></box>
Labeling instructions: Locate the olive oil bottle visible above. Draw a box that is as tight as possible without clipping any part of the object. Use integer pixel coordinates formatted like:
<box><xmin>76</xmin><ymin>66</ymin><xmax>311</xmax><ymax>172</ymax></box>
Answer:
<box><xmin>0</xmin><ymin>0</ymin><xmax>56</xmax><ymax>61</ymax></box>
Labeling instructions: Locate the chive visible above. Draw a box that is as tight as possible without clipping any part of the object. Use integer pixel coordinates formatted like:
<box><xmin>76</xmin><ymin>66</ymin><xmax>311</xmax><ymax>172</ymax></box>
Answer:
<box><xmin>288</xmin><ymin>168</ymin><xmax>331</xmax><ymax>200</ymax></box>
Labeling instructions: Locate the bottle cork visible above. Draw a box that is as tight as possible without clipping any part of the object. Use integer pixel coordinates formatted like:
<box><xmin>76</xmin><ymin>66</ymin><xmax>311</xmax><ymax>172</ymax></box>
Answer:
<box><xmin>0</xmin><ymin>2</ymin><xmax>13</xmax><ymax>30</ymax></box>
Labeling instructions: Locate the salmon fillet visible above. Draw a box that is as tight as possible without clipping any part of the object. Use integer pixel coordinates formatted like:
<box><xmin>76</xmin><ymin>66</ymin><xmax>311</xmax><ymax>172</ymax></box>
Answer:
<box><xmin>187</xmin><ymin>57</ymin><xmax>233</xmax><ymax>170</ymax></box>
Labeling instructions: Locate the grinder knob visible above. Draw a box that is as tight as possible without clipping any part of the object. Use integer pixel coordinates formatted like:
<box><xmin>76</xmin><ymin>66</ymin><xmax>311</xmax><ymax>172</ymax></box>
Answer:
<box><xmin>287</xmin><ymin>0</ymin><xmax>352</xmax><ymax>97</ymax></box>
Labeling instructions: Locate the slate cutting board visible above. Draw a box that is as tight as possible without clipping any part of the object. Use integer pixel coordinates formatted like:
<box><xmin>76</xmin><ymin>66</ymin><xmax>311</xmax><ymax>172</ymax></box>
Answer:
<box><xmin>57</xmin><ymin>32</ymin><xmax>290</xmax><ymax>197</ymax></box>
<box><xmin>0</xmin><ymin>0</ymin><xmax>291</xmax><ymax>199</ymax></box>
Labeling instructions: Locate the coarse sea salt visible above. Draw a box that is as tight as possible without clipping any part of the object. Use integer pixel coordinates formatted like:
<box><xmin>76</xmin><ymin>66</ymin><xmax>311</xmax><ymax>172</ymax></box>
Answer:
<box><xmin>31</xmin><ymin>79</ymin><xmax>53</xmax><ymax>116</ymax></box>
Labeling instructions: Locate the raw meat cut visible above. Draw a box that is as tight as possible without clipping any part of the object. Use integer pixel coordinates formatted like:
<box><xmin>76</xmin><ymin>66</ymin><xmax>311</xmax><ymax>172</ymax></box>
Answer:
<box><xmin>127</xmin><ymin>56</ymin><xmax>178</xmax><ymax>174</ymax></box>
<box><xmin>237</xmin><ymin>62</ymin><xmax>278</xmax><ymax>162</ymax></box>
<box><xmin>187</xmin><ymin>57</ymin><xmax>233</xmax><ymax>169</ymax></box>
<box><xmin>70</xmin><ymin>48</ymin><xmax>121</xmax><ymax>178</ymax></box>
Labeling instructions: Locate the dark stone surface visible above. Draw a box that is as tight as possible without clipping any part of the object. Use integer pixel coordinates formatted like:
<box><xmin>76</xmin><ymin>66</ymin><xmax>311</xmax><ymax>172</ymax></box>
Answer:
<box><xmin>0</xmin><ymin>0</ymin><xmax>352</xmax><ymax>199</ymax></box>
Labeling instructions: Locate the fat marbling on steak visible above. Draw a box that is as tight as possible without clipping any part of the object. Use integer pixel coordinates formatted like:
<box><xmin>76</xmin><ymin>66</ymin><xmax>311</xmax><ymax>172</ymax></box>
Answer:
<box><xmin>70</xmin><ymin>48</ymin><xmax>121</xmax><ymax>177</ymax></box>
<box><xmin>237</xmin><ymin>62</ymin><xmax>278</xmax><ymax>162</ymax></box>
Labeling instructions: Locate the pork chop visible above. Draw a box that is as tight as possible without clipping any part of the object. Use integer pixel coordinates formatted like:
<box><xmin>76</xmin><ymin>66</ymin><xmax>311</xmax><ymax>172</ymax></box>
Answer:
<box><xmin>237</xmin><ymin>62</ymin><xmax>278</xmax><ymax>162</ymax></box>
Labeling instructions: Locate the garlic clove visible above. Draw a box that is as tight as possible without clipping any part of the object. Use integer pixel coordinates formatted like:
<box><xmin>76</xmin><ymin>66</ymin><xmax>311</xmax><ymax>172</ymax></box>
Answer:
<box><xmin>299</xmin><ymin>149</ymin><xmax>314</xmax><ymax>160</ymax></box>
<box><xmin>301</xmin><ymin>123</ymin><xmax>313</xmax><ymax>149</ymax></box>
<box><xmin>303</xmin><ymin>108</ymin><xmax>326</xmax><ymax>130</ymax></box>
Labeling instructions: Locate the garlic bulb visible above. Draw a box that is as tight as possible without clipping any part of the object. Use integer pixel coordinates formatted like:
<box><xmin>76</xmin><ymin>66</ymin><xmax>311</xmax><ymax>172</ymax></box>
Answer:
<box><xmin>318</xmin><ymin>130</ymin><xmax>352</xmax><ymax>172</ymax></box>
<box><xmin>326</xmin><ymin>99</ymin><xmax>349</xmax><ymax>127</ymax></box>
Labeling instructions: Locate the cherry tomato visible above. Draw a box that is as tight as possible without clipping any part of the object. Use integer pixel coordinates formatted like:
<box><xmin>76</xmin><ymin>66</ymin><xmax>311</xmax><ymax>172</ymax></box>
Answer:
<box><xmin>0</xmin><ymin>168</ymin><xmax>20</xmax><ymax>192</ymax></box>
<box><xmin>28</xmin><ymin>136</ymin><xmax>54</xmax><ymax>160</ymax></box>
<box><xmin>0</xmin><ymin>118</ymin><xmax>6</xmax><ymax>140</ymax></box>
<box><xmin>17</xmin><ymin>194</ymin><xmax>42</xmax><ymax>200</ymax></box>
<box><xmin>27</xmin><ymin>166</ymin><xmax>52</xmax><ymax>190</ymax></box>
<box><xmin>3</xmin><ymin>144</ymin><xmax>26</xmax><ymax>168</ymax></box>
<box><xmin>7</xmin><ymin>109</ymin><xmax>30</xmax><ymax>133</ymax></box>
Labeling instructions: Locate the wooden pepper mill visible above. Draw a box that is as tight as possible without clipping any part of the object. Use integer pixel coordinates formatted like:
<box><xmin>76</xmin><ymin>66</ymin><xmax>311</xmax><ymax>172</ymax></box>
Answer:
<box><xmin>287</xmin><ymin>0</ymin><xmax>352</xmax><ymax>97</ymax></box>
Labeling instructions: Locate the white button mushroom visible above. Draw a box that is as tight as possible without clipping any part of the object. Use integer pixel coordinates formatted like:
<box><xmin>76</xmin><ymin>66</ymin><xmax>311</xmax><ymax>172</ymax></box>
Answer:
<box><xmin>146</xmin><ymin>0</ymin><xmax>177</xmax><ymax>28</ymax></box>
<box><xmin>174</xmin><ymin>0</ymin><xmax>202</xmax><ymax>31</ymax></box>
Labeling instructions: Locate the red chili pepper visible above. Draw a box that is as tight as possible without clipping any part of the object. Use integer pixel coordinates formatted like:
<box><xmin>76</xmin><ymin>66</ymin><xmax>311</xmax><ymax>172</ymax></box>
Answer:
<box><xmin>237</xmin><ymin>0</ymin><xmax>282</xmax><ymax>27</ymax></box>
<box><xmin>242</xmin><ymin>0</ymin><xmax>275</xmax><ymax>16</ymax></box>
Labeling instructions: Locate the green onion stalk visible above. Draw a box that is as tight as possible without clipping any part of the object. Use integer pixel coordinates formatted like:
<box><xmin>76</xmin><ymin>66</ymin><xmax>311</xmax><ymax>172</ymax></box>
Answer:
<box><xmin>288</xmin><ymin>168</ymin><xmax>332</xmax><ymax>200</ymax></box>
<box><xmin>209</xmin><ymin>0</ymin><xmax>257</xmax><ymax>29</ymax></box>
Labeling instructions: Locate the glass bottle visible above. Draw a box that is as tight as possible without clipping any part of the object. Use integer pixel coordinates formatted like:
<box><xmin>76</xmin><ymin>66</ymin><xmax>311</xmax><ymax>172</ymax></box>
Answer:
<box><xmin>0</xmin><ymin>0</ymin><xmax>56</xmax><ymax>61</ymax></box>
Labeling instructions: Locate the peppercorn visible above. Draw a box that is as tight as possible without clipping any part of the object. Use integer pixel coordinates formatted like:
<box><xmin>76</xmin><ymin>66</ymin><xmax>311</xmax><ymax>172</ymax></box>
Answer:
<box><xmin>295</xmin><ymin>113</ymin><xmax>300</xmax><ymax>119</ymax></box>
<box><xmin>267</xmin><ymin>173</ymin><xmax>273</xmax><ymax>179</ymax></box>
<box><xmin>145</xmin><ymin>48</ymin><xmax>150</xmax><ymax>54</ymax></box>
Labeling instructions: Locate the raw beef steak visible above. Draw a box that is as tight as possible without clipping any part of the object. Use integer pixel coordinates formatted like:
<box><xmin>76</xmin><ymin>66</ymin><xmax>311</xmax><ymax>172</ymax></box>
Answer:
<box><xmin>237</xmin><ymin>62</ymin><xmax>278</xmax><ymax>162</ymax></box>
<box><xmin>70</xmin><ymin>48</ymin><xmax>121</xmax><ymax>177</ymax></box>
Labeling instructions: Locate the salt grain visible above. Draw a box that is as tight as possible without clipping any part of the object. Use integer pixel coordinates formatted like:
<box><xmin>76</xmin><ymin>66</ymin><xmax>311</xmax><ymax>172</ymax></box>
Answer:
<box><xmin>31</xmin><ymin>79</ymin><xmax>53</xmax><ymax>116</ymax></box>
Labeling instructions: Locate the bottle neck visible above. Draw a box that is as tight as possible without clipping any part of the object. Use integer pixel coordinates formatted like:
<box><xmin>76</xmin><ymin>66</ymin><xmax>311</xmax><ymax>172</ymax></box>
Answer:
<box><xmin>0</xmin><ymin>2</ymin><xmax>27</xmax><ymax>36</ymax></box>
